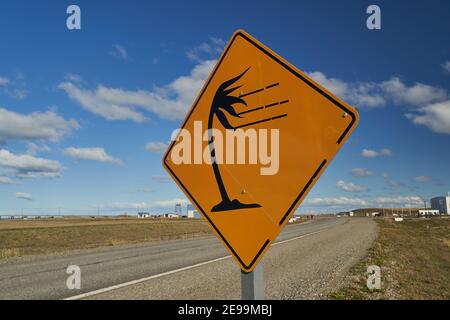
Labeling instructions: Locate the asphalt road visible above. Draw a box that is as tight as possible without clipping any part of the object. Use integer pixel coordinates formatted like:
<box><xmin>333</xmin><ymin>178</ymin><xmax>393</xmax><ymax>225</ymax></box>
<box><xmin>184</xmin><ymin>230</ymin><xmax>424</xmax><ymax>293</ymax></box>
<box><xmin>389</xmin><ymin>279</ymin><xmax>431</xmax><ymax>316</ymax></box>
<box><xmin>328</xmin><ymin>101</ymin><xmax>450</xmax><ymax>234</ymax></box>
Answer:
<box><xmin>0</xmin><ymin>217</ymin><xmax>376</xmax><ymax>300</ymax></box>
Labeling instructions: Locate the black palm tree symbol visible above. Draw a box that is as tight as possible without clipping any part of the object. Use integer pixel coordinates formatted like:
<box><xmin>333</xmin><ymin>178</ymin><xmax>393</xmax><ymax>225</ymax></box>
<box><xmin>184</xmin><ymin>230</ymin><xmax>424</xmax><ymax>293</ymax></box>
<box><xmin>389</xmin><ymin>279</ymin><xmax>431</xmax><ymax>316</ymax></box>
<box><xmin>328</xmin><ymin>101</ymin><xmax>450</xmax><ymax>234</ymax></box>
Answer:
<box><xmin>209</xmin><ymin>68</ymin><xmax>262</xmax><ymax>212</ymax></box>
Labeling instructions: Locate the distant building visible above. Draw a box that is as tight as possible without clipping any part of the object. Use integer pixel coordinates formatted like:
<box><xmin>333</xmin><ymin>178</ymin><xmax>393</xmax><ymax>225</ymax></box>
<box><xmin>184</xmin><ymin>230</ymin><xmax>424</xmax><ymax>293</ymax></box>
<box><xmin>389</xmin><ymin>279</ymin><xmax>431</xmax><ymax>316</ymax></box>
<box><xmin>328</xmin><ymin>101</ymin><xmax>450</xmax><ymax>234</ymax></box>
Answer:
<box><xmin>138</xmin><ymin>212</ymin><xmax>150</xmax><ymax>218</ymax></box>
<box><xmin>165</xmin><ymin>213</ymin><xmax>180</xmax><ymax>218</ymax></box>
<box><xmin>371</xmin><ymin>212</ymin><xmax>380</xmax><ymax>217</ymax></box>
<box><xmin>431</xmin><ymin>196</ymin><xmax>450</xmax><ymax>214</ymax></box>
<box><xmin>187</xmin><ymin>204</ymin><xmax>200</xmax><ymax>218</ymax></box>
<box><xmin>174</xmin><ymin>203</ymin><xmax>182</xmax><ymax>215</ymax></box>
<box><xmin>418</xmin><ymin>209</ymin><xmax>440</xmax><ymax>216</ymax></box>
<box><xmin>187</xmin><ymin>210</ymin><xmax>195</xmax><ymax>218</ymax></box>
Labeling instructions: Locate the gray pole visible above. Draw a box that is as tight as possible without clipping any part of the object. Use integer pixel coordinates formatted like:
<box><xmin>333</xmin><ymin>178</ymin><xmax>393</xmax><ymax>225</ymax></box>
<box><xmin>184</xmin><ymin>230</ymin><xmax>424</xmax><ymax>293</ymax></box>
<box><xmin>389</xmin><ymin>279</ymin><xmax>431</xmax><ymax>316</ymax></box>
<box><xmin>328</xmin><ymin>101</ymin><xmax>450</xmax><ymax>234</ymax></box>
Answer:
<box><xmin>241</xmin><ymin>262</ymin><xmax>264</xmax><ymax>300</ymax></box>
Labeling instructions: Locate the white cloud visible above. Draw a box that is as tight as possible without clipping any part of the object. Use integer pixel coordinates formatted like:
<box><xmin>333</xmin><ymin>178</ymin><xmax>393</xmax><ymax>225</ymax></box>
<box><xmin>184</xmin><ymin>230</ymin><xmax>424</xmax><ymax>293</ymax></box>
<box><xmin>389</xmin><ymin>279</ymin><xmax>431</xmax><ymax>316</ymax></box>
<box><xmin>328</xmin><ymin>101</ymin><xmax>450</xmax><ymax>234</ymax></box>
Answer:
<box><xmin>210</xmin><ymin>37</ymin><xmax>226</xmax><ymax>47</ymax></box>
<box><xmin>110</xmin><ymin>44</ymin><xmax>128</xmax><ymax>60</ymax></box>
<box><xmin>351</xmin><ymin>168</ymin><xmax>374</xmax><ymax>177</ymax></box>
<box><xmin>375</xmin><ymin>196</ymin><xmax>424</xmax><ymax>207</ymax></box>
<box><xmin>406</xmin><ymin>100</ymin><xmax>450</xmax><ymax>135</ymax></box>
<box><xmin>336</xmin><ymin>180</ymin><xmax>368</xmax><ymax>192</ymax></box>
<box><xmin>307</xmin><ymin>71</ymin><xmax>450</xmax><ymax>135</ymax></box>
<box><xmin>152</xmin><ymin>175</ymin><xmax>171</xmax><ymax>183</ymax></box>
<box><xmin>305</xmin><ymin>197</ymin><xmax>369</xmax><ymax>207</ymax></box>
<box><xmin>0</xmin><ymin>108</ymin><xmax>79</xmax><ymax>143</ymax></box>
<box><xmin>380</xmin><ymin>77</ymin><xmax>447</xmax><ymax>107</ymax></box>
<box><xmin>305</xmin><ymin>195</ymin><xmax>425</xmax><ymax>208</ymax></box>
<box><xmin>59</xmin><ymin>82</ymin><xmax>147</xmax><ymax>122</ymax></box>
<box><xmin>379</xmin><ymin>172</ymin><xmax>417</xmax><ymax>190</ymax></box>
<box><xmin>386</xmin><ymin>179</ymin><xmax>406</xmax><ymax>189</ymax></box>
<box><xmin>0</xmin><ymin>149</ymin><xmax>62</xmax><ymax>179</ymax></box>
<box><xmin>154</xmin><ymin>198</ymin><xmax>188</xmax><ymax>207</ymax></box>
<box><xmin>0</xmin><ymin>74</ymin><xmax>28</xmax><ymax>100</ymax></box>
<box><xmin>59</xmin><ymin>59</ymin><xmax>215</xmax><ymax>122</ymax></box>
<box><xmin>98</xmin><ymin>198</ymin><xmax>188</xmax><ymax>210</ymax></box>
<box><xmin>361</xmin><ymin>149</ymin><xmax>378</xmax><ymax>158</ymax></box>
<box><xmin>415</xmin><ymin>175</ymin><xmax>430</xmax><ymax>182</ymax></box>
<box><xmin>308</xmin><ymin>72</ymin><xmax>448</xmax><ymax>109</ymax></box>
<box><xmin>64</xmin><ymin>147</ymin><xmax>122</xmax><ymax>165</ymax></box>
<box><xmin>128</xmin><ymin>187</ymin><xmax>157</xmax><ymax>194</ymax></box>
<box><xmin>187</xmin><ymin>38</ymin><xmax>224</xmax><ymax>62</ymax></box>
<box><xmin>26</xmin><ymin>143</ymin><xmax>51</xmax><ymax>155</ymax></box>
<box><xmin>441</xmin><ymin>61</ymin><xmax>450</xmax><ymax>73</ymax></box>
<box><xmin>64</xmin><ymin>73</ymin><xmax>84</xmax><ymax>83</ymax></box>
<box><xmin>380</xmin><ymin>148</ymin><xmax>392</xmax><ymax>156</ymax></box>
<box><xmin>9</xmin><ymin>89</ymin><xmax>28</xmax><ymax>100</ymax></box>
<box><xmin>307</xmin><ymin>72</ymin><xmax>385</xmax><ymax>108</ymax></box>
<box><xmin>361</xmin><ymin>148</ymin><xmax>392</xmax><ymax>158</ymax></box>
<box><xmin>145</xmin><ymin>141</ymin><xmax>168</xmax><ymax>154</ymax></box>
<box><xmin>0</xmin><ymin>76</ymin><xmax>10</xmax><ymax>86</ymax></box>
<box><xmin>99</xmin><ymin>202</ymin><xmax>152</xmax><ymax>210</ymax></box>
<box><xmin>15</xmin><ymin>192</ymin><xmax>32</xmax><ymax>201</ymax></box>
<box><xmin>16</xmin><ymin>172</ymin><xmax>61</xmax><ymax>179</ymax></box>
<box><xmin>307</xmin><ymin>72</ymin><xmax>347</xmax><ymax>97</ymax></box>
<box><xmin>0</xmin><ymin>176</ymin><xmax>15</xmax><ymax>184</ymax></box>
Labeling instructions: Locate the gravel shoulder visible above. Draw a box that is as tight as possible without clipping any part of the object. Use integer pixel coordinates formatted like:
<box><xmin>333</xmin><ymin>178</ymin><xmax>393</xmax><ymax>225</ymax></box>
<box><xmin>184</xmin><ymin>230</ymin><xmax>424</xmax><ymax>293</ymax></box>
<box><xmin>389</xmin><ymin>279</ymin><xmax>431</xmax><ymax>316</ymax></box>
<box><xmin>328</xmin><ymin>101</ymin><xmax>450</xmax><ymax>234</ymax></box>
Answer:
<box><xmin>87</xmin><ymin>218</ymin><xmax>377</xmax><ymax>300</ymax></box>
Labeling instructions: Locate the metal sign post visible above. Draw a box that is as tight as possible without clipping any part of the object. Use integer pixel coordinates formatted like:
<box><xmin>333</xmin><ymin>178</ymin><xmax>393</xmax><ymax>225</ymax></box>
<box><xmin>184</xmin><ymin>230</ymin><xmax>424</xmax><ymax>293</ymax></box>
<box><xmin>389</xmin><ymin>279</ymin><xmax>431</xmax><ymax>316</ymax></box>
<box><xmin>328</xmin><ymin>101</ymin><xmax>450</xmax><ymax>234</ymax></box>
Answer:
<box><xmin>241</xmin><ymin>262</ymin><xmax>264</xmax><ymax>300</ymax></box>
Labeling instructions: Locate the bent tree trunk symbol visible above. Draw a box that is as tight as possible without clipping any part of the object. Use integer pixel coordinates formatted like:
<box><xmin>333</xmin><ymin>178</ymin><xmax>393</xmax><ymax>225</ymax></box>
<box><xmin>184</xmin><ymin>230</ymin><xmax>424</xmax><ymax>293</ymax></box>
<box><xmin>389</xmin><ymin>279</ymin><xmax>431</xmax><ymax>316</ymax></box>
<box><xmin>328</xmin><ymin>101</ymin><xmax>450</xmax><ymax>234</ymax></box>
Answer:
<box><xmin>209</xmin><ymin>68</ymin><xmax>262</xmax><ymax>212</ymax></box>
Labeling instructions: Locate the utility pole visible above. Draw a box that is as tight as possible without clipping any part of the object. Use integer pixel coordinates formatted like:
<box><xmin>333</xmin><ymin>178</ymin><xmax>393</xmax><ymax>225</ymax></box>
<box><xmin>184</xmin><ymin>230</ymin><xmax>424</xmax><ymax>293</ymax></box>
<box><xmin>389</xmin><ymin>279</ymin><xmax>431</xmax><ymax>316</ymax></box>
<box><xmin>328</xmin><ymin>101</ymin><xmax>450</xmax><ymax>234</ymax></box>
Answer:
<box><xmin>423</xmin><ymin>199</ymin><xmax>427</xmax><ymax>218</ymax></box>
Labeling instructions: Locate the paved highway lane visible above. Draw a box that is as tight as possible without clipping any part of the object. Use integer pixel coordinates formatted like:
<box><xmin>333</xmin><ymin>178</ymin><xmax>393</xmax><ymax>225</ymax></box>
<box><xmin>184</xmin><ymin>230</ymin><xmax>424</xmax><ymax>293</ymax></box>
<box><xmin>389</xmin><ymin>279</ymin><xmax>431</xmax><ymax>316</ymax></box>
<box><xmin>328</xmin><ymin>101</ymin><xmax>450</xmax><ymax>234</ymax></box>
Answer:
<box><xmin>0</xmin><ymin>217</ymin><xmax>376</xmax><ymax>299</ymax></box>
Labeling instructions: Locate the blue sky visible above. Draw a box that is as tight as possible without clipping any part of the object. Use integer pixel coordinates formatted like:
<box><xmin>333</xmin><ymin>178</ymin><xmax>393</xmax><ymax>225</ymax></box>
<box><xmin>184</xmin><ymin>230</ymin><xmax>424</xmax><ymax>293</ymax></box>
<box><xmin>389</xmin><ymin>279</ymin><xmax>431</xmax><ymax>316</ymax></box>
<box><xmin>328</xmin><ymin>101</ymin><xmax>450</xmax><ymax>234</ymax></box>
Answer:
<box><xmin>0</xmin><ymin>0</ymin><xmax>449</xmax><ymax>215</ymax></box>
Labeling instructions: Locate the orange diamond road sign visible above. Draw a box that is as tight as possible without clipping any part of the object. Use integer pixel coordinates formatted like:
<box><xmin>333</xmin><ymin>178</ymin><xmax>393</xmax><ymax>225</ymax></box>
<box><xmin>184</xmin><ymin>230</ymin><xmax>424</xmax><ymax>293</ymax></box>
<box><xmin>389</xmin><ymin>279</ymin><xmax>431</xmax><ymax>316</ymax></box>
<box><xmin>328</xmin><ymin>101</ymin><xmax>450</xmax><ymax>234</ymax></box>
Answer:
<box><xmin>163</xmin><ymin>30</ymin><xmax>359</xmax><ymax>272</ymax></box>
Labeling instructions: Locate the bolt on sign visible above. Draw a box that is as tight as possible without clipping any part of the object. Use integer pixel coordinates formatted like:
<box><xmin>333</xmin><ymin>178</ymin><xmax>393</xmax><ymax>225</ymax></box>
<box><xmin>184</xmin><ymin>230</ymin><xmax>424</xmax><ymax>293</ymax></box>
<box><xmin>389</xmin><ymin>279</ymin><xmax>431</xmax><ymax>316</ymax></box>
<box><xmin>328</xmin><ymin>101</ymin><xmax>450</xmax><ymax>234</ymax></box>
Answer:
<box><xmin>163</xmin><ymin>30</ymin><xmax>359</xmax><ymax>272</ymax></box>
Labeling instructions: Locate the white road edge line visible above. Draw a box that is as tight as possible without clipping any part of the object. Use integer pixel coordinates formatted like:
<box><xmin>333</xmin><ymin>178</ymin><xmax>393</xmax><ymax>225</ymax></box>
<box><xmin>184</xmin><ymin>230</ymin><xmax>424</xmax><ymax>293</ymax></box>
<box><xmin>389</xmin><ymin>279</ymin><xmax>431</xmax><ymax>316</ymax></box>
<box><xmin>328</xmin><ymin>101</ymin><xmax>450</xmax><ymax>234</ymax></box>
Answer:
<box><xmin>64</xmin><ymin>228</ymin><xmax>326</xmax><ymax>300</ymax></box>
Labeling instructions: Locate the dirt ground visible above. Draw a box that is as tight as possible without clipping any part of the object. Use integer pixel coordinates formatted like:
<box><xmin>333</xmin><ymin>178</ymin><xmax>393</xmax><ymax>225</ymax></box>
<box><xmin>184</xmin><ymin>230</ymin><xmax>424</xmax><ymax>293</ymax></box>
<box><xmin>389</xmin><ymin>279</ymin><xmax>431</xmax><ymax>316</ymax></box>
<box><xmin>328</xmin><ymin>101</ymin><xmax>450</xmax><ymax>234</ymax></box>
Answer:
<box><xmin>328</xmin><ymin>217</ymin><xmax>450</xmax><ymax>300</ymax></box>
<box><xmin>0</xmin><ymin>217</ymin><xmax>201</xmax><ymax>230</ymax></box>
<box><xmin>0</xmin><ymin>217</ymin><xmax>212</xmax><ymax>259</ymax></box>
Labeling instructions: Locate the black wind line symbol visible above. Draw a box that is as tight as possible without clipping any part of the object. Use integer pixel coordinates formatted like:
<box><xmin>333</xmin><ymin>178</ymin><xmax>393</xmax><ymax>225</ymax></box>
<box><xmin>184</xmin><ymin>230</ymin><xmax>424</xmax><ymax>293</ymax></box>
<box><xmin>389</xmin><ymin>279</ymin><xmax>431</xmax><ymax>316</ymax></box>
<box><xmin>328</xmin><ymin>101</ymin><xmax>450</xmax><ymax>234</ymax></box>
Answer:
<box><xmin>238</xmin><ymin>82</ymin><xmax>279</xmax><ymax>98</ymax></box>
<box><xmin>235</xmin><ymin>83</ymin><xmax>288</xmax><ymax>129</ymax></box>
<box><xmin>236</xmin><ymin>99</ymin><xmax>289</xmax><ymax>129</ymax></box>
<box><xmin>238</xmin><ymin>99</ymin><xmax>289</xmax><ymax>116</ymax></box>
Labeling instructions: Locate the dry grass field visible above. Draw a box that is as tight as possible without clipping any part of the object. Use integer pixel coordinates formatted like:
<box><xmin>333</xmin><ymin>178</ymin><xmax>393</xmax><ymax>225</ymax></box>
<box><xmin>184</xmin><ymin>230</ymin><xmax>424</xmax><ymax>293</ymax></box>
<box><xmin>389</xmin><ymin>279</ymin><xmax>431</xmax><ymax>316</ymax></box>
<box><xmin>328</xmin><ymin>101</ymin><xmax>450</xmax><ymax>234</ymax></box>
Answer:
<box><xmin>328</xmin><ymin>217</ymin><xmax>450</xmax><ymax>300</ymax></box>
<box><xmin>0</xmin><ymin>217</ymin><xmax>212</xmax><ymax>260</ymax></box>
